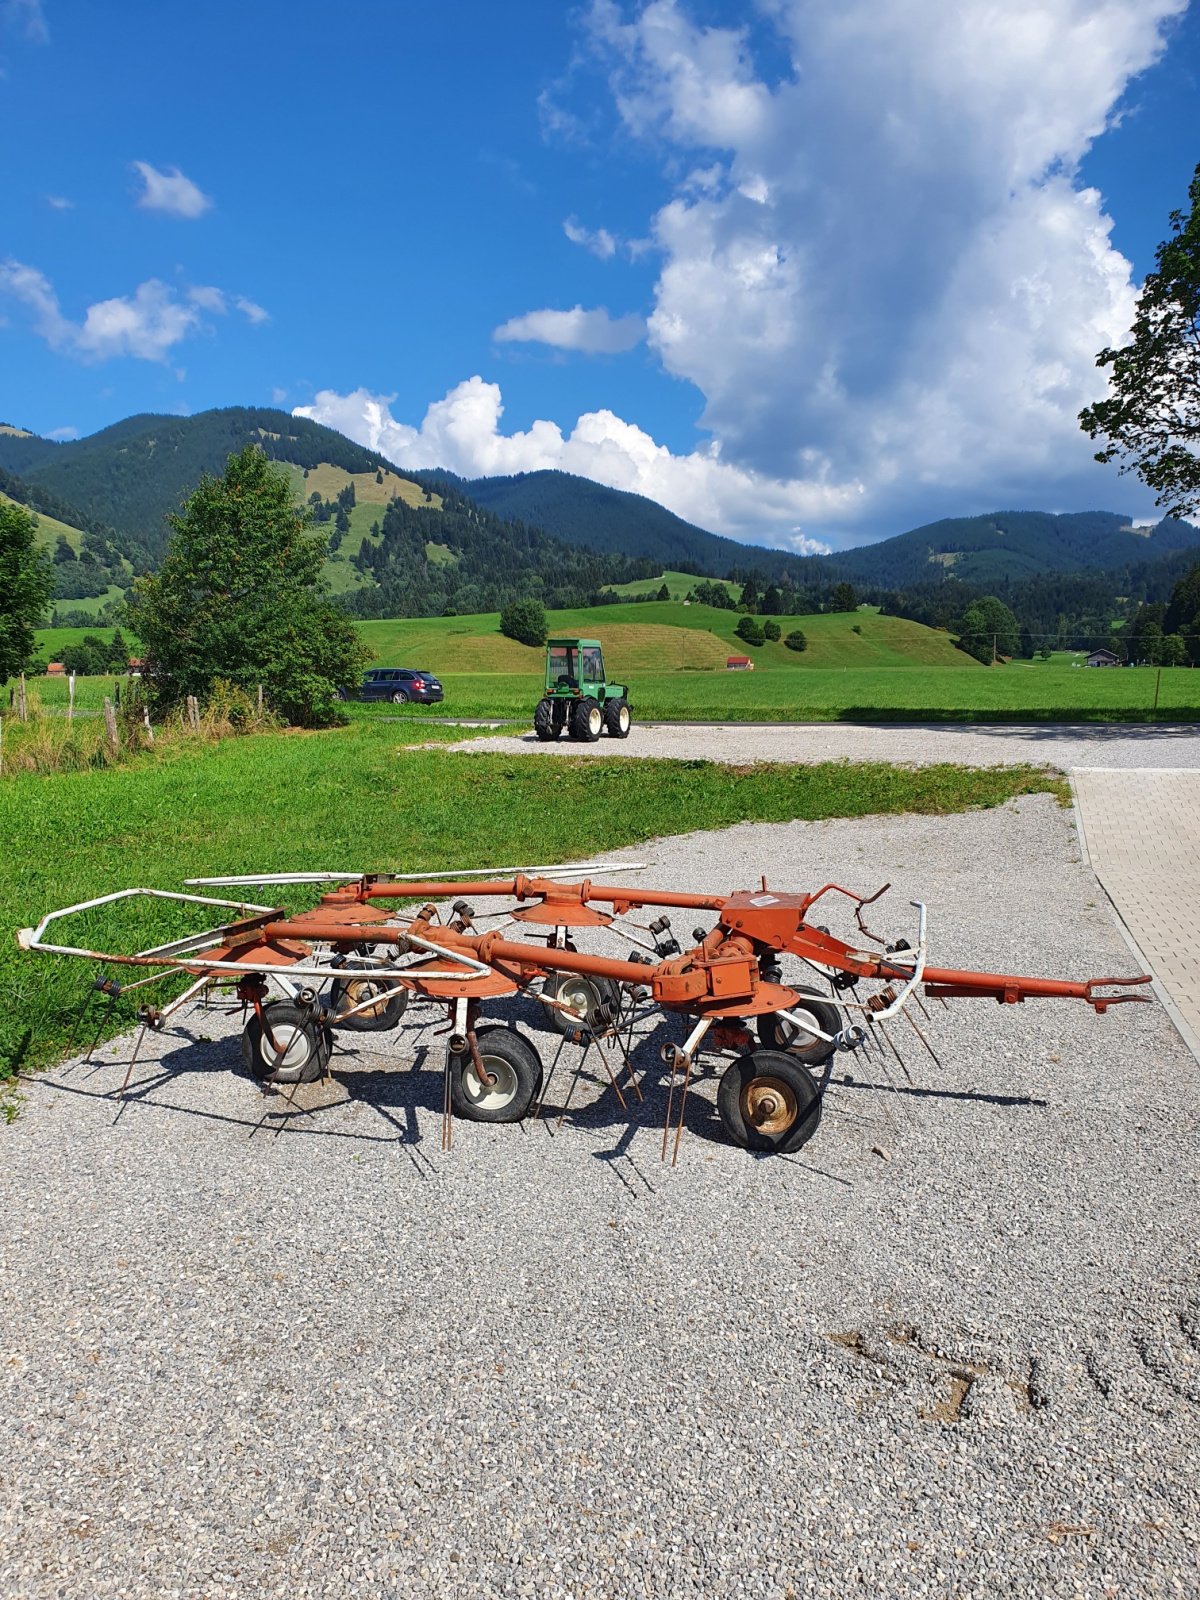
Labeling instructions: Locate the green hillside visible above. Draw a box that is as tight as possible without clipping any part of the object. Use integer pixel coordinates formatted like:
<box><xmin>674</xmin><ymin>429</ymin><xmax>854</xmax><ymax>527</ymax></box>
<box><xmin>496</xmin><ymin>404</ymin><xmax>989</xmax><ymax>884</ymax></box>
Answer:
<box><xmin>2</xmin><ymin>489</ymin><xmax>130</xmax><ymax>618</ymax></box>
<box><xmin>603</xmin><ymin>569</ymin><xmax>739</xmax><ymax>601</ymax></box>
<box><xmin>355</xmin><ymin>600</ymin><xmax>975</xmax><ymax>675</ymax></box>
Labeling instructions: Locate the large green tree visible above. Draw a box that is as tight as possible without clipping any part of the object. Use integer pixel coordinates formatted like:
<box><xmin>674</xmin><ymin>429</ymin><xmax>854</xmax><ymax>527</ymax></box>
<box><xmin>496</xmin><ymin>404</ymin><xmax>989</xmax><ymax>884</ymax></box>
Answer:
<box><xmin>1080</xmin><ymin>160</ymin><xmax>1200</xmax><ymax>518</ymax></box>
<box><xmin>127</xmin><ymin>446</ymin><xmax>368</xmax><ymax>726</ymax></box>
<box><xmin>958</xmin><ymin>596</ymin><xmax>1020</xmax><ymax>664</ymax></box>
<box><xmin>0</xmin><ymin>499</ymin><xmax>53</xmax><ymax>683</ymax></box>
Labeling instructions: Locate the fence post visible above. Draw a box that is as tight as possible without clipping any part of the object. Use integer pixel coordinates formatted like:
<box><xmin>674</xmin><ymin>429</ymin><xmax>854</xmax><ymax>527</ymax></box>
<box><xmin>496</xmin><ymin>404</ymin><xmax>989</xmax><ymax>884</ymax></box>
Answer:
<box><xmin>16</xmin><ymin>673</ymin><xmax>27</xmax><ymax>722</ymax></box>
<box><xmin>103</xmin><ymin>696</ymin><xmax>119</xmax><ymax>758</ymax></box>
<box><xmin>187</xmin><ymin>694</ymin><xmax>200</xmax><ymax>733</ymax></box>
<box><xmin>67</xmin><ymin>671</ymin><xmax>76</xmax><ymax>724</ymax></box>
<box><xmin>257</xmin><ymin>684</ymin><xmax>263</xmax><ymax>716</ymax></box>
<box><xmin>143</xmin><ymin>705</ymin><xmax>154</xmax><ymax>744</ymax></box>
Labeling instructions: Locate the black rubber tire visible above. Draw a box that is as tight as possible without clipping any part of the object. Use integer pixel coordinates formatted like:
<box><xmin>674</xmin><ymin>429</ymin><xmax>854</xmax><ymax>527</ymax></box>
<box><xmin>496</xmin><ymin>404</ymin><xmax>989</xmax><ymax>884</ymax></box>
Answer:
<box><xmin>334</xmin><ymin>687</ymin><xmax>348</xmax><ymax>702</ymax></box>
<box><xmin>329</xmin><ymin>960</ymin><xmax>409</xmax><ymax>1032</ymax></box>
<box><xmin>543</xmin><ymin>971</ymin><xmax>621</xmax><ymax>1035</ymax></box>
<box><xmin>390</xmin><ymin>689</ymin><xmax>409</xmax><ymax>705</ymax></box>
<box><xmin>571</xmin><ymin>697</ymin><xmax>603</xmax><ymax>742</ymax></box>
<box><xmin>717</xmin><ymin>1050</ymin><xmax>823</xmax><ymax>1154</ymax></box>
<box><xmin>533</xmin><ymin>697</ymin><xmax>560</xmax><ymax>741</ymax></box>
<box><xmin>450</xmin><ymin>1026</ymin><xmax>543</xmax><ymax>1123</ymax></box>
<box><xmin>604</xmin><ymin>698</ymin><xmax>632</xmax><ymax>738</ymax></box>
<box><xmin>757</xmin><ymin>988</ymin><xmax>841</xmax><ymax>1065</ymax></box>
<box><xmin>241</xmin><ymin>1001</ymin><xmax>332</xmax><ymax>1085</ymax></box>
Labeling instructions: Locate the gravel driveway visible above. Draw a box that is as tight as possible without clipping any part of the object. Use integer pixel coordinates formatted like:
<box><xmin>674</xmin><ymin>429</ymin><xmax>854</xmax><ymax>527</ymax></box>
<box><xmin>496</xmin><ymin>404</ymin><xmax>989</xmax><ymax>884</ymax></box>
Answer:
<box><xmin>448</xmin><ymin>720</ymin><xmax>1200</xmax><ymax>770</ymax></box>
<box><xmin>3</xmin><ymin>796</ymin><xmax>1198</xmax><ymax>1597</ymax></box>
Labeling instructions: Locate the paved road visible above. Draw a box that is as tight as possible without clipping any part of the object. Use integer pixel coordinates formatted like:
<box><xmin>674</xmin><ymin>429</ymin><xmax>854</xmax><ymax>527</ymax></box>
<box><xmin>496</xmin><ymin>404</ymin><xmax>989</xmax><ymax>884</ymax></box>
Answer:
<box><xmin>1073</xmin><ymin>768</ymin><xmax>1200</xmax><ymax>1059</ymax></box>
<box><xmin>450</xmin><ymin>720</ymin><xmax>1200</xmax><ymax>770</ymax></box>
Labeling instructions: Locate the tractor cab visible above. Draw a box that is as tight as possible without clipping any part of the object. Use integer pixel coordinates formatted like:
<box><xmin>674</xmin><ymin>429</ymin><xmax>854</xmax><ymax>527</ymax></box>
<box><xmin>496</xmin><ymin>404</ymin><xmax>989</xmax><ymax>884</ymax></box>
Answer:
<box><xmin>535</xmin><ymin>637</ymin><xmax>632</xmax><ymax>742</ymax></box>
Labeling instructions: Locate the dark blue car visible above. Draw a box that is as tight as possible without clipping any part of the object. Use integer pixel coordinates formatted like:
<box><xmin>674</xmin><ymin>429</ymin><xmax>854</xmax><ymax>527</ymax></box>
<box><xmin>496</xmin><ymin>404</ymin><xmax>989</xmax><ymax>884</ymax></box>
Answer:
<box><xmin>351</xmin><ymin>668</ymin><xmax>444</xmax><ymax>705</ymax></box>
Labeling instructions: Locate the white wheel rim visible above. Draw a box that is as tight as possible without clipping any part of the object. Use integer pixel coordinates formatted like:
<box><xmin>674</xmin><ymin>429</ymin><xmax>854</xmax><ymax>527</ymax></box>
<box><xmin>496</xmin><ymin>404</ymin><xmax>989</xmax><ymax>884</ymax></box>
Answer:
<box><xmin>558</xmin><ymin>978</ymin><xmax>595</xmax><ymax>1021</ymax></box>
<box><xmin>618</xmin><ymin>706</ymin><xmax>630</xmax><ymax>732</ymax></box>
<box><xmin>778</xmin><ymin>1005</ymin><xmax>821</xmax><ymax>1048</ymax></box>
<box><xmin>588</xmin><ymin>708</ymin><xmax>602</xmax><ymax>735</ymax></box>
<box><xmin>463</xmin><ymin>1054</ymin><xmax>519</xmax><ymax>1110</ymax></box>
<box><xmin>259</xmin><ymin>1022</ymin><xmax>311</xmax><ymax>1071</ymax></box>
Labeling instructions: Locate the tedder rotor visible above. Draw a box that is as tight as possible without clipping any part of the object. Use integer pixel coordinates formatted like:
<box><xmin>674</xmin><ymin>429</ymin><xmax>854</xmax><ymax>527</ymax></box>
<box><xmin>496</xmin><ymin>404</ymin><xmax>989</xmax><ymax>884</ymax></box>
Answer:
<box><xmin>18</xmin><ymin>862</ymin><xmax>1153</xmax><ymax>1162</ymax></box>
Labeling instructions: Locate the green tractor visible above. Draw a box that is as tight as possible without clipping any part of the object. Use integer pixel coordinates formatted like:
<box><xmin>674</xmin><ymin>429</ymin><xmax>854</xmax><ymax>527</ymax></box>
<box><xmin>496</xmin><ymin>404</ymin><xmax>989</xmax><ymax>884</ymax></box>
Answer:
<box><xmin>534</xmin><ymin>637</ymin><xmax>633</xmax><ymax>742</ymax></box>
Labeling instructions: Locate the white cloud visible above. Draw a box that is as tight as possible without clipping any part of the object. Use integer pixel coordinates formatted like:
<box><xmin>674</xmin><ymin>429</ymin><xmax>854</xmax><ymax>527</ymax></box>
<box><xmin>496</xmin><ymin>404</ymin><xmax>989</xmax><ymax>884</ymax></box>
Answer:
<box><xmin>131</xmin><ymin>161</ymin><xmax>213</xmax><ymax>219</ymax></box>
<box><xmin>571</xmin><ymin>0</ymin><xmax>1186</xmax><ymax>534</ymax></box>
<box><xmin>271</xmin><ymin>386</ymin><xmax>288</xmax><ymax>404</ymax></box>
<box><xmin>295</xmin><ymin>379</ymin><xmax>839</xmax><ymax>548</ymax></box>
<box><xmin>564</xmin><ymin>217</ymin><xmax>618</xmax><ymax>258</ymax></box>
<box><xmin>45</xmin><ymin>194</ymin><xmax>73</xmax><ymax>210</ymax></box>
<box><xmin>0</xmin><ymin>258</ymin><xmax>254</xmax><ymax>364</ymax></box>
<box><xmin>493</xmin><ymin>304</ymin><xmax>645</xmax><ymax>353</ymax></box>
<box><xmin>47</xmin><ymin>425</ymin><xmax>78</xmax><ymax>441</ymax></box>
<box><xmin>187</xmin><ymin>284</ymin><xmax>226</xmax><ymax>312</ymax></box>
<box><xmin>235</xmin><ymin>295</ymin><xmax>269</xmax><ymax>325</ymax></box>
<box><xmin>3</xmin><ymin>0</ymin><xmax>48</xmax><ymax>44</ymax></box>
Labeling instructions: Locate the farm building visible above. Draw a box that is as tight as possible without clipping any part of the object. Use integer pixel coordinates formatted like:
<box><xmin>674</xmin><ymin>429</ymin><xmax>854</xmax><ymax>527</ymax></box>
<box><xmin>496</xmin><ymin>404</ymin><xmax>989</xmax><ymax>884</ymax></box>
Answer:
<box><xmin>726</xmin><ymin>655</ymin><xmax>754</xmax><ymax>671</ymax></box>
<box><xmin>1086</xmin><ymin>649</ymin><xmax>1120</xmax><ymax>667</ymax></box>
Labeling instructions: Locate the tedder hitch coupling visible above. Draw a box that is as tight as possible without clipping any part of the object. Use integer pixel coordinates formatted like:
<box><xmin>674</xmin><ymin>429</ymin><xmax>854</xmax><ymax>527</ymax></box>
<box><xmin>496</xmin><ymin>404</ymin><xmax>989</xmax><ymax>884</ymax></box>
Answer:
<box><xmin>19</xmin><ymin>864</ymin><xmax>1153</xmax><ymax>1160</ymax></box>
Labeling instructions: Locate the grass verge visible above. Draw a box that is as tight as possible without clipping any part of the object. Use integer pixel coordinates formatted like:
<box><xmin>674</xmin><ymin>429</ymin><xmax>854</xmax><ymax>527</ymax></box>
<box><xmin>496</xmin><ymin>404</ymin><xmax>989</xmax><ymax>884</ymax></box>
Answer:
<box><xmin>0</xmin><ymin>716</ymin><xmax>1066</xmax><ymax>1100</ymax></box>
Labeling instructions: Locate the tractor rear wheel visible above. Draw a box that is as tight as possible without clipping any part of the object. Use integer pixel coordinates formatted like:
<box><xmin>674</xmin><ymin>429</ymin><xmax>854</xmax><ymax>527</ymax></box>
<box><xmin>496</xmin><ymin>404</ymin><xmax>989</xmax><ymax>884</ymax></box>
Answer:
<box><xmin>571</xmin><ymin>697</ymin><xmax>603</xmax><ymax>742</ymax></box>
<box><xmin>450</xmin><ymin>1026</ymin><xmax>543</xmax><ymax>1123</ymax></box>
<box><xmin>717</xmin><ymin>1050</ymin><xmax>822</xmax><ymax>1153</ymax></box>
<box><xmin>543</xmin><ymin>971</ymin><xmax>621</xmax><ymax>1034</ymax></box>
<box><xmin>241</xmin><ymin>1002</ymin><xmax>332</xmax><ymax>1085</ymax></box>
<box><xmin>604</xmin><ymin>698</ymin><xmax>632</xmax><ymax>738</ymax></box>
<box><xmin>757</xmin><ymin>989</ymin><xmax>841</xmax><ymax>1064</ymax></box>
<box><xmin>533</xmin><ymin>697</ymin><xmax>560</xmax><ymax>741</ymax></box>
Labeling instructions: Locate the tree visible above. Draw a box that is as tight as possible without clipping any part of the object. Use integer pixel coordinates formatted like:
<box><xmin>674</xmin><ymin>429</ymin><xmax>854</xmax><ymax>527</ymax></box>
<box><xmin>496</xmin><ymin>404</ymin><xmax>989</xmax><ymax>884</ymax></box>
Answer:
<box><xmin>762</xmin><ymin>619</ymin><xmax>782</xmax><ymax>642</ymax></box>
<box><xmin>761</xmin><ymin>584</ymin><xmax>783</xmax><ymax>616</ymax></box>
<box><xmin>1079</xmin><ymin>160</ymin><xmax>1200</xmax><ymax>518</ymax></box>
<box><xmin>499</xmin><ymin>596</ymin><xmax>547</xmax><ymax>648</ymax></box>
<box><xmin>656</xmin><ymin>583</ymin><xmax>670</xmax><ymax>601</ymax></box>
<box><xmin>1165</xmin><ymin>561</ymin><xmax>1200</xmax><ymax>636</ymax></box>
<box><xmin>108</xmin><ymin>627</ymin><xmax>130</xmax><ymax>669</ymax></box>
<box><xmin>53</xmin><ymin>534</ymin><xmax>74</xmax><ymax>564</ymax></box>
<box><xmin>735</xmin><ymin>615</ymin><xmax>765</xmax><ymax>646</ymax></box>
<box><xmin>60</xmin><ymin>635</ymin><xmax>112</xmax><ymax>676</ymax></box>
<box><xmin>784</xmin><ymin>629</ymin><xmax>808</xmax><ymax>652</ymax></box>
<box><xmin>0</xmin><ymin>499</ymin><xmax>53</xmax><ymax>682</ymax></box>
<box><xmin>127</xmin><ymin>445</ymin><xmax>368</xmax><ymax>727</ymax></box>
<box><xmin>958</xmin><ymin>596</ymin><xmax>1020</xmax><ymax>664</ymax></box>
<box><xmin>738</xmin><ymin>577</ymin><xmax>759</xmax><ymax>611</ymax></box>
<box><xmin>830</xmin><ymin>582</ymin><xmax>858</xmax><ymax>612</ymax></box>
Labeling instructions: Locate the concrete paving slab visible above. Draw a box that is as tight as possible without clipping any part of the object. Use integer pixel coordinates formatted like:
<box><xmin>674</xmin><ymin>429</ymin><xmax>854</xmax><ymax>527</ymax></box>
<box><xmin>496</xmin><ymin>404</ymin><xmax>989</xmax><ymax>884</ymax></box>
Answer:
<box><xmin>1072</xmin><ymin>768</ymin><xmax>1200</xmax><ymax>1061</ymax></box>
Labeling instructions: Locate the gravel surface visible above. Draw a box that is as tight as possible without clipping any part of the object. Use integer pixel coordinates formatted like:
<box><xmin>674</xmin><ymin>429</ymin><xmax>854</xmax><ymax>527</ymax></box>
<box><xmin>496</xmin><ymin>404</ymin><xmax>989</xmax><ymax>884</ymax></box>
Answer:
<box><xmin>3</xmin><ymin>796</ymin><xmax>1198</xmax><ymax>1598</ymax></box>
<box><xmin>448</xmin><ymin>721</ymin><xmax>1200</xmax><ymax>770</ymax></box>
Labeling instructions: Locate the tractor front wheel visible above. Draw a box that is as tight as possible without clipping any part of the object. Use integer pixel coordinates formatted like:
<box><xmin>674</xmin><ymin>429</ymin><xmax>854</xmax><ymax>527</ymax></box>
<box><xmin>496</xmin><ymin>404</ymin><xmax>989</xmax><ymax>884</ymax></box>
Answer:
<box><xmin>717</xmin><ymin>1050</ymin><xmax>822</xmax><ymax>1153</ymax></box>
<box><xmin>571</xmin><ymin>697</ymin><xmax>604</xmax><ymax>742</ymax></box>
<box><xmin>533</xmin><ymin>697</ymin><xmax>560</xmax><ymax>741</ymax></box>
<box><xmin>604</xmin><ymin>698</ymin><xmax>632</xmax><ymax>738</ymax></box>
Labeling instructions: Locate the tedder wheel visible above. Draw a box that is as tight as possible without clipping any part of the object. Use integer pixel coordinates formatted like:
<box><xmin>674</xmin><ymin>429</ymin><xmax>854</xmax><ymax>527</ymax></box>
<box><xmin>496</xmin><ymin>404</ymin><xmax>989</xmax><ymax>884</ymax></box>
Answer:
<box><xmin>241</xmin><ymin>1001</ymin><xmax>333</xmax><ymax>1085</ymax></box>
<box><xmin>604</xmin><ymin>698</ymin><xmax>632</xmax><ymax>738</ymax></box>
<box><xmin>390</xmin><ymin>689</ymin><xmax>410</xmax><ymax>705</ymax></box>
<box><xmin>542</xmin><ymin>971</ymin><xmax>621</xmax><ymax>1035</ymax></box>
<box><xmin>450</xmin><ymin>1026</ymin><xmax>543</xmax><ymax>1123</ymax></box>
<box><xmin>329</xmin><ymin>959</ymin><xmax>409</xmax><ymax>1032</ymax></box>
<box><xmin>757</xmin><ymin>988</ymin><xmax>842</xmax><ymax>1065</ymax></box>
<box><xmin>571</xmin><ymin>697</ymin><xmax>604</xmax><ymax>742</ymax></box>
<box><xmin>533</xmin><ymin>697</ymin><xmax>560</xmax><ymax>741</ymax></box>
<box><xmin>717</xmin><ymin>1049</ymin><xmax>822</xmax><ymax>1154</ymax></box>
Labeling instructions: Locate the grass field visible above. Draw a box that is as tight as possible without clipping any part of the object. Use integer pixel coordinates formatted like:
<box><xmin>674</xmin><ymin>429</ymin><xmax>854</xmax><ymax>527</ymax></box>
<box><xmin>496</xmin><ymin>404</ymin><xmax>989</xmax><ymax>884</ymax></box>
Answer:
<box><xmin>0</xmin><ymin>713</ymin><xmax>1066</xmax><ymax>1091</ymax></box>
<box><xmin>603</xmin><ymin>569</ymin><xmax>740</xmax><ymax>601</ymax></box>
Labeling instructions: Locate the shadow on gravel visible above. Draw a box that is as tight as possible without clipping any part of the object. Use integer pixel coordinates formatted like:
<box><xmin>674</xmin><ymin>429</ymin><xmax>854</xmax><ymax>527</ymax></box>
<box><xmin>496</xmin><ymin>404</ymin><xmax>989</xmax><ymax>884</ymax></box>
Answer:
<box><xmin>836</xmin><ymin>1074</ymin><xmax>1048</xmax><ymax>1109</ymax></box>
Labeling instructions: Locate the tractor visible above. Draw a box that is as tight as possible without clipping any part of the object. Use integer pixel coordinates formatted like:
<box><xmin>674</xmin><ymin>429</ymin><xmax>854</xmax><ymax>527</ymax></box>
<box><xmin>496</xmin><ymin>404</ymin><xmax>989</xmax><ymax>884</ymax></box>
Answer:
<box><xmin>534</xmin><ymin>637</ymin><xmax>632</xmax><ymax>742</ymax></box>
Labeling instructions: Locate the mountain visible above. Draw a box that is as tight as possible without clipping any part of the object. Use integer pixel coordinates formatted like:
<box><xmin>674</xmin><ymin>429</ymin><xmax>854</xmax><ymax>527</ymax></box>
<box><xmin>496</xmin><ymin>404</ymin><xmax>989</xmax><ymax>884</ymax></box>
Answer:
<box><xmin>813</xmin><ymin>509</ymin><xmax>1200</xmax><ymax>588</ymax></box>
<box><xmin>450</xmin><ymin>469</ymin><xmax>808</xmax><ymax>582</ymax></box>
<box><xmin>0</xmin><ymin>407</ymin><xmax>399</xmax><ymax>565</ymax></box>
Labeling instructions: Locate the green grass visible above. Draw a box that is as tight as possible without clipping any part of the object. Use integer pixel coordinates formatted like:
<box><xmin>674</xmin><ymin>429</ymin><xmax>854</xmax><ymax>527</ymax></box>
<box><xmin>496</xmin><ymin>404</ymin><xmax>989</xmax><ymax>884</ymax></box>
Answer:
<box><xmin>603</xmin><ymin>569</ymin><xmax>740</xmax><ymax>601</ymax></box>
<box><xmin>0</xmin><ymin>715</ymin><xmax>1065</xmax><ymax>1091</ymax></box>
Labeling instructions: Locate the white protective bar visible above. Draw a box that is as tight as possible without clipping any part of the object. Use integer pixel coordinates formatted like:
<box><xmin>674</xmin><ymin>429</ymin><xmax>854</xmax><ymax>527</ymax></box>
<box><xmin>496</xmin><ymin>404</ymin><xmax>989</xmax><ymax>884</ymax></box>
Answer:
<box><xmin>184</xmin><ymin>860</ymin><xmax>650</xmax><ymax>888</ymax></box>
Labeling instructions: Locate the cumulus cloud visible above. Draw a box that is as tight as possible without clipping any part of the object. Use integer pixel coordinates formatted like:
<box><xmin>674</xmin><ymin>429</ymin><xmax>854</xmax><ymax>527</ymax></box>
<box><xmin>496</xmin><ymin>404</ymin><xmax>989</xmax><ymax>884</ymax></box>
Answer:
<box><xmin>564</xmin><ymin>217</ymin><xmax>618</xmax><ymax>258</ymax></box>
<box><xmin>0</xmin><ymin>258</ymin><xmax>257</xmax><ymax>364</ymax></box>
<box><xmin>493</xmin><ymin>304</ymin><xmax>645</xmax><ymax>353</ymax></box>
<box><xmin>572</xmin><ymin>0</ymin><xmax>1185</xmax><ymax>534</ymax></box>
<box><xmin>45</xmin><ymin>194</ymin><xmax>73</xmax><ymax>210</ymax></box>
<box><xmin>131</xmin><ymin>161</ymin><xmax>212</xmax><ymax>219</ymax></box>
<box><xmin>47</xmin><ymin>425</ymin><xmax>78</xmax><ymax>441</ymax></box>
<box><xmin>295</xmin><ymin>379</ymin><xmax>839</xmax><ymax>548</ymax></box>
<box><xmin>235</xmin><ymin>295</ymin><xmax>269</xmax><ymax>325</ymax></box>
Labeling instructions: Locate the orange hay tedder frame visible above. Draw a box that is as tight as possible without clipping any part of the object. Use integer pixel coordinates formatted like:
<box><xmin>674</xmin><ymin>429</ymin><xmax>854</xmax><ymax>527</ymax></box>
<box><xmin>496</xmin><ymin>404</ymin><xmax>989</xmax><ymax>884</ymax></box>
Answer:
<box><xmin>19</xmin><ymin>861</ymin><xmax>1153</xmax><ymax>1161</ymax></box>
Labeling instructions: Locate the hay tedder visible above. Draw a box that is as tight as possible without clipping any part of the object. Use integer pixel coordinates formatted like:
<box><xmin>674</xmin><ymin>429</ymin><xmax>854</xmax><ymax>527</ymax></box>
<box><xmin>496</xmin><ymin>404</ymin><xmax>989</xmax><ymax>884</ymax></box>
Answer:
<box><xmin>19</xmin><ymin>861</ymin><xmax>1153</xmax><ymax>1160</ymax></box>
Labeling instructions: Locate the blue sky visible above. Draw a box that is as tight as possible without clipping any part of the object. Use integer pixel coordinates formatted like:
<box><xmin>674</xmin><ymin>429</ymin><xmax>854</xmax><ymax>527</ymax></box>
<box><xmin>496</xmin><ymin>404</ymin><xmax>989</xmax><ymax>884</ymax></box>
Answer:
<box><xmin>1</xmin><ymin>0</ymin><xmax>1196</xmax><ymax>551</ymax></box>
